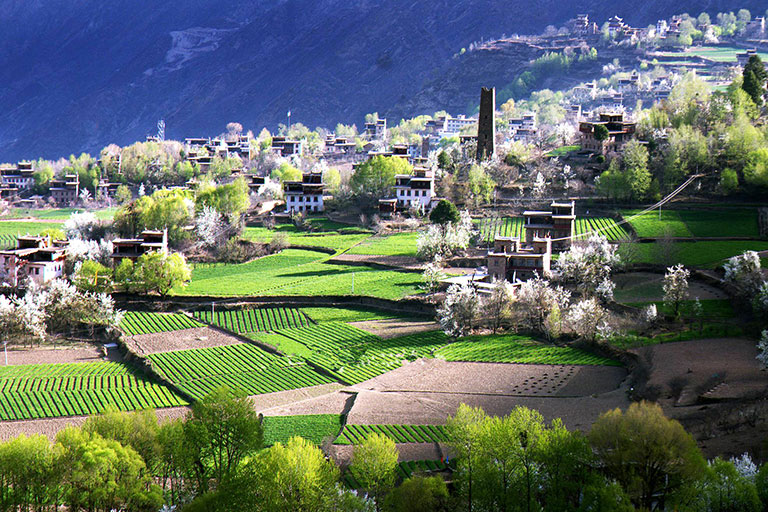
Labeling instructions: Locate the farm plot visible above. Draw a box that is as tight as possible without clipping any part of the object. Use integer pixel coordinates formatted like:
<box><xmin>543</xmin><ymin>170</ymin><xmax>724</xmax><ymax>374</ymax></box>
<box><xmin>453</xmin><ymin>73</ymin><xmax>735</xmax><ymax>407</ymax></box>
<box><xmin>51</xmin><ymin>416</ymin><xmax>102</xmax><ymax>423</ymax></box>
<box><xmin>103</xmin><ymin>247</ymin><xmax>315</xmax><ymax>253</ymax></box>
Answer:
<box><xmin>621</xmin><ymin>208</ymin><xmax>759</xmax><ymax>238</ymax></box>
<box><xmin>255</xmin><ymin>324</ymin><xmax>449</xmax><ymax>385</ymax></box>
<box><xmin>574</xmin><ymin>217</ymin><xmax>629</xmax><ymax>241</ymax></box>
<box><xmin>193</xmin><ymin>307</ymin><xmax>311</xmax><ymax>334</ymax></box>
<box><xmin>262</xmin><ymin>414</ymin><xmax>344</xmax><ymax>446</ymax></box>
<box><xmin>335</xmin><ymin>423</ymin><xmax>448</xmax><ymax>445</ymax></box>
<box><xmin>146</xmin><ymin>343</ymin><xmax>335</xmax><ymax>400</ymax></box>
<box><xmin>0</xmin><ymin>361</ymin><xmax>186</xmax><ymax>421</ymax></box>
<box><xmin>120</xmin><ymin>312</ymin><xmax>204</xmax><ymax>336</ymax></box>
<box><xmin>344</xmin><ymin>460</ymin><xmax>448</xmax><ymax>488</ymax></box>
<box><xmin>0</xmin><ymin>234</ymin><xmax>16</xmax><ymax>249</ymax></box>
<box><xmin>435</xmin><ymin>335</ymin><xmax>620</xmax><ymax>366</ymax></box>
<box><xmin>345</xmin><ymin>232</ymin><xmax>419</xmax><ymax>257</ymax></box>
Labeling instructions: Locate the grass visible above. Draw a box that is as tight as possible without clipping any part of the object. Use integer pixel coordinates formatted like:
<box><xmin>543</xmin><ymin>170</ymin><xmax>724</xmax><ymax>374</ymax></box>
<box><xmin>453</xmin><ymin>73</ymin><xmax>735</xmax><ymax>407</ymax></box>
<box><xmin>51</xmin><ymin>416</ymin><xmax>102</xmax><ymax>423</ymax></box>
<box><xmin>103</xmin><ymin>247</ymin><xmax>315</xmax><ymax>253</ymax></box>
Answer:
<box><xmin>626</xmin><ymin>299</ymin><xmax>735</xmax><ymax>319</ymax></box>
<box><xmin>0</xmin><ymin>361</ymin><xmax>186</xmax><ymax>421</ymax></box>
<box><xmin>193</xmin><ymin>307</ymin><xmax>311</xmax><ymax>334</ymax></box>
<box><xmin>545</xmin><ymin>145</ymin><xmax>580</xmax><ymax>157</ymax></box>
<box><xmin>334</xmin><ymin>423</ymin><xmax>448</xmax><ymax>445</ymax></box>
<box><xmin>435</xmin><ymin>334</ymin><xmax>620</xmax><ymax>366</ymax></box>
<box><xmin>2</xmin><ymin>207</ymin><xmax>117</xmax><ymax>220</ymax></box>
<box><xmin>608</xmin><ymin>323</ymin><xmax>744</xmax><ymax>350</ymax></box>
<box><xmin>659</xmin><ymin>46</ymin><xmax>768</xmax><ymax>63</ymax></box>
<box><xmin>146</xmin><ymin>343</ymin><xmax>335</xmax><ymax>400</ymax></box>
<box><xmin>345</xmin><ymin>232</ymin><xmax>419</xmax><ymax>257</ymax></box>
<box><xmin>0</xmin><ymin>220</ymin><xmax>63</xmax><ymax>238</ymax></box>
<box><xmin>262</xmin><ymin>414</ymin><xmax>344</xmax><ymax>446</ymax></box>
<box><xmin>120</xmin><ymin>312</ymin><xmax>204</xmax><ymax>336</ymax></box>
<box><xmin>621</xmin><ymin>208</ymin><xmax>760</xmax><ymax>238</ymax></box>
<box><xmin>242</xmin><ymin>222</ymin><xmax>371</xmax><ymax>252</ymax></box>
<box><xmin>574</xmin><ymin>217</ymin><xmax>629</xmax><ymax>241</ymax></box>
<box><xmin>178</xmin><ymin>249</ymin><xmax>423</xmax><ymax>299</ymax></box>
<box><xmin>630</xmin><ymin>241</ymin><xmax>768</xmax><ymax>268</ymax></box>
<box><xmin>302</xmin><ymin>307</ymin><xmax>411</xmax><ymax>323</ymax></box>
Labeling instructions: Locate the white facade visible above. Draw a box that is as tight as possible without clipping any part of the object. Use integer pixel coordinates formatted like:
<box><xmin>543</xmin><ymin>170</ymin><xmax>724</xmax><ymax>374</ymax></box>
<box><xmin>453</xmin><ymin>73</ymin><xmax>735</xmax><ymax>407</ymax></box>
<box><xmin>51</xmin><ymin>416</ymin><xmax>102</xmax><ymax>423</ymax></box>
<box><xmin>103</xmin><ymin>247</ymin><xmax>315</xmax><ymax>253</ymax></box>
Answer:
<box><xmin>394</xmin><ymin>172</ymin><xmax>435</xmax><ymax>210</ymax></box>
<box><xmin>443</xmin><ymin>115</ymin><xmax>477</xmax><ymax>135</ymax></box>
<box><xmin>285</xmin><ymin>192</ymin><xmax>324</xmax><ymax>213</ymax></box>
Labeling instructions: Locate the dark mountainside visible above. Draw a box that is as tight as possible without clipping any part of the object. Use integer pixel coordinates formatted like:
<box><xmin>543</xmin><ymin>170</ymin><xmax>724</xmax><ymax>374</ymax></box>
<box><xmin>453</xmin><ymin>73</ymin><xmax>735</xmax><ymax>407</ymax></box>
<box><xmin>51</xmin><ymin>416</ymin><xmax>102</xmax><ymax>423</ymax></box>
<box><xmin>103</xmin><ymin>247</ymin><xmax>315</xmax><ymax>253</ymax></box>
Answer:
<box><xmin>0</xmin><ymin>0</ymin><xmax>764</xmax><ymax>161</ymax></box>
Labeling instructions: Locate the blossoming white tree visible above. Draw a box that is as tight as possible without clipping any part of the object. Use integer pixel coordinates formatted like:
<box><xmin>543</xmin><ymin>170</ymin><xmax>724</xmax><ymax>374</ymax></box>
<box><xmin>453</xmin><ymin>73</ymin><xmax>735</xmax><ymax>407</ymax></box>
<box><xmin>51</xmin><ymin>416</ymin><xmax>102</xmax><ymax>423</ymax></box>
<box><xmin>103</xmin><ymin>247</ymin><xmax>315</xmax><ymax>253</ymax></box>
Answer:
<box><xmin>196</xmin><ymin>205</ymin><xmax>226</xmax><ymax>248</ymax></box>
<box><xmin>723</xmin><ymin>251</ymin><xmax>763</xmax><ymax>294</ymax></box>
<box><xmin>757</xmin><ymin>330</ymin><xmax>768</xmax><ymax>369</ymax></box>
<box><xmin>663</xmin><ymin>264</ymin><xmax>690</xmax><ymax>318</ymax></box>
<box><xmin>417</xmin><ymin>210</ymin><xmax>474</xmax><ymax>260</ymax></box>
<box><xmin>555</xmin><ymin>234</ymin><xmax>619</xmax><ymax>301</ymax></box>
<box><xmin>421</xmin><ymin>256</ymin><xmax>446</xmax><ymax>293</ymax></box>
<box><xmin>567</xmin><ymin>298</ymin><xmax>610</xmax><ymax>342</ymax></box>
<box><xmin>516</xmin><ymin>274</ymin><xmax>571</xmax><ymax>334</ymax></box>
<box><xmin>64</xmin><ymin>211</ymin><xmax>100</xmax><ymax>240</ymax></box>
<box><xmin>482</xmin><ymin>279</ymin><xmax>516</xmax><ymax>333</ymax></box>
<box><xmin>438</xmin><ymin>283</ymin><xmax>480</xmax><ymax>338</ymax></box>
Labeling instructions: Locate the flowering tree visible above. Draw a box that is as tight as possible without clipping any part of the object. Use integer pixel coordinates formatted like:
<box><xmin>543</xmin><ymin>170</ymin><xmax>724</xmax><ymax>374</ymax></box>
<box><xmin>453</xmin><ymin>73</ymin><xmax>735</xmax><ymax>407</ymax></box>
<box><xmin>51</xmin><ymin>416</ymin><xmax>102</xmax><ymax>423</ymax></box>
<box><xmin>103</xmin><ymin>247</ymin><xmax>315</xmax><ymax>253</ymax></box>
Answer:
<box><xmin>516</xmin><ymin>275</ymin><xmax>571</xmax><ymax>334</ymax></box>
<box><xmin>757</xmin><ymin>330</ymin><xmax>768</xmax><ymax>369</ymax></box>
<box><xmin>482</xmin><ymin>279</ymin><xmax>516</xmax><ymax>333</ymax></box>
<box><xmin>643</xmin><ymin>304</ymin><xmax>658</xmax><ymax>325</ymax></box>
<box><xmin>257</xmin><ymin>178</ymin><xmax>283</xmax><ymax>200</ymax></box>
<box><xmin>532</xmin><ymin>172</ymin><xmax>547</xmax><ymax>198</ymax></box>
<box><xmin>64</xmin><ymin>211</ymin><xmax>100</xmax><ymax>240</ymax></box>
<box><xmin>0</xmin><ymin>294</ymin><xmax>46</xmax><ymax>346</ymax></box>
<box><xmin>555</xmin><ymin>234</ymin><xmax>619</xmax><ymax>301</ymax></box>
<box><xmin>567</xmin><ymin>298</ymin><xmax>610</xmax><ymax>342</ymax></box>
<box><xmin>421</xmin><ymin>256</ymin><xmax>446</xmax><ymax>293</ymax></box>
<box><xmin>196</xmin><ymin>205</ymin><xmax>226</xmax><ymax>248</ymax></box>
<box><xmin>663</xmin><ymin>264</ymin><xmax>690</xmax><ymax>318</ymax></box>
<box><xmin>723</xmin><ymin>251</ymin><xmax>763</xmax><ymax>294</ymax></box>
<box><xmin>438</xmin><ymin>283</ymin><xmax>480</xmax><ymax>338</ymax></box>
<box><xmin>417</xmin><ymin>210</ymin><xmax>474</xmax><ymax>260</ymax></box>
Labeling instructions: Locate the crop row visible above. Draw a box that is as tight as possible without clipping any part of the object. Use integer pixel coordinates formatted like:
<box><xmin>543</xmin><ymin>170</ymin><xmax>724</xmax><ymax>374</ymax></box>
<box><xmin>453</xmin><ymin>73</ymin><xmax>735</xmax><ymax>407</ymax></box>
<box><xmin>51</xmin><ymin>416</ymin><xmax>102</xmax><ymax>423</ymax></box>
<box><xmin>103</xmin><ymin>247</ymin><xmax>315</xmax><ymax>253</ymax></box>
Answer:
<box><xmin>435</xmin><ymin>336</ymin><xmax>620</xmax><ymax>366</ymax></box>
<box><xmin>0</xmin><ymin>374</ymin><xmax>151</xmax><ymax>393</ymax></box>
<box><xmin>0</xmin><ymin>386</ymin><xmax>186</xmax><ymax>421</ymax></box>
<box><xmin>334</xmin><ymin>423</ymin><xmax>448</xmax><ymax>445</ymax></box>
<box><xmin>262</xmin><ymin>414</ymin><xmax>345</xmax><ymax>446</ymax></box>
<box><xmin>120</xmin><ymin>312</ymin><xmax>203</xmax><ymax>336</ymax></box>
<box><xmin>193</xmin><ymin>307</ymin><xmax>310</xmax><ymax>334</ymax></box>
<box><xmin>146</xmin><ymin>343</ymin><xmax>335</xmax><ymax>400</ymax></box>
<box><xmin>0</xmin><ymin>361</ymin><xmax>133</xmax><ymax>379</ymax></box>
<box><xmin>477</xmin><ymin>217</ymin><xmax>526</xmax><ymax>245</ymax></box>
<box><xmin>0</xmin><ymin>234</ymin><xmax>16</xmax><ymax>250</ymax></box>
<box><xmin>344</xmin><ymin>460</ymin><xmax>448</xmax><ymax>489</ymax></box>
<box><xmin>574</xmin><ymin>217</ymin><xmax>628</xmax><ymax>242</ymax></box>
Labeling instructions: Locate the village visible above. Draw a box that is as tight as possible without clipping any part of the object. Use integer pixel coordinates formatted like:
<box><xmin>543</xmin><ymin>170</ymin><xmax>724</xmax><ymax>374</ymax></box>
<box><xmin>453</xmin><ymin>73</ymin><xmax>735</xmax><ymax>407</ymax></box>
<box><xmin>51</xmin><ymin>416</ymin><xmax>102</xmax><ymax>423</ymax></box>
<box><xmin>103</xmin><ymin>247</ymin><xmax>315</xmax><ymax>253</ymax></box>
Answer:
<box><xmin>0</xmin><ymin>7</ymin><xmax>766</xmax><ymax>512</ymax></box>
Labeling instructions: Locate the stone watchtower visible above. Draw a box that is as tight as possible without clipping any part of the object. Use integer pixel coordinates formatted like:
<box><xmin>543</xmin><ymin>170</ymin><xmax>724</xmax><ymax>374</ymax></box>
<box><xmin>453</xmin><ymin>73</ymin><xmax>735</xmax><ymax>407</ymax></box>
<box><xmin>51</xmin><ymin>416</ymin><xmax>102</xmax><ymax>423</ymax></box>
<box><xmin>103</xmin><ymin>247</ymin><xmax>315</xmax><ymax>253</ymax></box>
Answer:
<box><xmin>476</xmin><ymin>87</ymin><xmax>496</xmax><ymax>161</ymax></box>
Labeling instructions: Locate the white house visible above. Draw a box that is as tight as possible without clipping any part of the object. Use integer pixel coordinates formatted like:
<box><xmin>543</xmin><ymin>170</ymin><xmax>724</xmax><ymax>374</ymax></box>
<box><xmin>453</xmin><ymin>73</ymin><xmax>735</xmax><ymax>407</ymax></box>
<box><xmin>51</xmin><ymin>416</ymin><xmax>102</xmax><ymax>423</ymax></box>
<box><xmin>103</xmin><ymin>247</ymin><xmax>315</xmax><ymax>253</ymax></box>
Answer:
<box><xmin>0</xmin><ymin>235</ymin><xmax>67</xmax><ymax>287</ymax></box>
<box><xmin>284</xmin><ymin>172</ymin><xmax>324</xmax><ymax>213</ymax></box>
<box><xmin>394</xmin><ymin>168</ymin><xmax>436</xmax><ymax>210</ymax></box>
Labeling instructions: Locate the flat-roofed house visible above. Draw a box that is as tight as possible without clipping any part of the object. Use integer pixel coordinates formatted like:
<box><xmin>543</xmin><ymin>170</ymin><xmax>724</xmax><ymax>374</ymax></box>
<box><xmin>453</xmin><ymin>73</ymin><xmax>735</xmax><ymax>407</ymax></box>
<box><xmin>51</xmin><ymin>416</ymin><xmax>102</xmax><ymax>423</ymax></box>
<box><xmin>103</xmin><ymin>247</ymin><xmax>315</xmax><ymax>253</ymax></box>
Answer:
<box><xmin>486</xmin><ymin>236</ymin><xmax>552</xmax><ymax>282</ymax></box>
<box><xmin>50</xmin><ymin>174</ymin><xmax>80</xmax><ymax>205</ymax></box>
<box><xmin>523</xmin><ymin>200</ymin><xmax>576</xmax><ymax>251</ymax></box>
<box><xmin>110</xmin><ymin>230</ymin><xmax>168</xmax><ymax>263</ymax></box>
<box><xmin>271</xmin><ymin>136</ymin><xmax>303</xmax><ymax>157</ymax></box>
<box><xmin>579</xmin><ymin>113</ymin><xmax>636</xmax><ymax>154</ymax></box>
<box><xmin>364</xmin><ymin>119</ymin><xmax>387</xmax><ymax>139</ymax></box>
<box><xmin>284</xmin><ymin>172</ymin><xmax>324</xmax><ymax>213</ymax></box>
<box><xmin>0</xmin><ymin>235</ymin><xmax>67</xmax><ymax>287</ymax></box>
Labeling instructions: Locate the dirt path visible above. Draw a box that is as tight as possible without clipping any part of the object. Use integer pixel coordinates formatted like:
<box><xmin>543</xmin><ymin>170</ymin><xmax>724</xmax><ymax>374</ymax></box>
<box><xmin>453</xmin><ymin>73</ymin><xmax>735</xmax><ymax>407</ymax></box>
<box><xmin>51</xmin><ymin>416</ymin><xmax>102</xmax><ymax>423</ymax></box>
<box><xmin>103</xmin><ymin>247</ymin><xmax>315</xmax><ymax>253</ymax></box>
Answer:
<box><xmin>349</xmin><ymin>319</ymin><xmax>440</xmax><ymax>339</ymax></box>
<box><xmin>123</xmin><ymin>327</ymin><xmax>242</xmax><ymax>355</ymax></box>
<box><xmin>1</xmin><ymin>345</ymin><xmax>118</xmax><ymax>366</ymax></box>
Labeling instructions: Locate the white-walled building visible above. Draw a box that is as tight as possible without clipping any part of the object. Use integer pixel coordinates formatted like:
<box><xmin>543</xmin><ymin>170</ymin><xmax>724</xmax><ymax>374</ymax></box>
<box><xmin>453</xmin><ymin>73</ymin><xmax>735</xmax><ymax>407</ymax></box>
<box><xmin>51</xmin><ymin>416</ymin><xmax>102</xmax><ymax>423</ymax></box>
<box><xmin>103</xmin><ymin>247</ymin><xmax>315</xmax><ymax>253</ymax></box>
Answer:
<box><xmin>0</xmin><ymin>235</ymin><xmax>67</xmax><ymax>287</ymax></box>
<box><xmin>284</xmin><ymin>172</ymin><xmax>324</xmax><ymax>213</ymax></box>
<box><xmin>394</xmin><ymin>168</ymin><xmax>436</xmax><ymax>210</ymax></box>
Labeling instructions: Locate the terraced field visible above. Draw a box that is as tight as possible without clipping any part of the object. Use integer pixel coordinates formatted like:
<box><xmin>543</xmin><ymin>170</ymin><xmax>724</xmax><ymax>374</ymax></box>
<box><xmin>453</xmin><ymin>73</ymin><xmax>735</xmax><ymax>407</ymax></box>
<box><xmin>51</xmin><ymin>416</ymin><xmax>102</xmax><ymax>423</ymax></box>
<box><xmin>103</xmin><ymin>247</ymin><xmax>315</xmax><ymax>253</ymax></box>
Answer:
<box><xmin>193</xmin><ymin>307</ymin><xmax>311</xmax><ymax>334</ymax></box>
<box><xmin>146</xmin><ymin>343</ymin><xmax>335</xmax><ymax>400</ymax></box>
<box><xmin>255</xmin><ymin>324</ymin><xmax>449</xmax><ymax>384</ymax></box>
<box><xmin>262</xmin><ymin>414</ymin><xmax>344</xmax><ymax>446</ymax></box>
<box><xmin>620</xmin><ymin>208</ymin><xmax>759</xmax><ymax>238</ymax></box>
<box><xmin>120</xmin><ymin>312</ymin><xmax>204</xmax><ymax>336</ymax></box>
<box><xmin>0</xmin><ymin>361</ymin><xmax>186</xmax><ymax>421</ymax></box>
<box><xmin>435</xmin><ymin>335</ymin><xmax>620</xmax><ymax>366</ymax></box>
<box><xmin>478</xmin><ymin>216</ymin><xmax>627</xmax><ymax>244</ymax></box>
<box><xmin>335</xmin><ymin>423</ymin><xmax>448</xmax><ymax>445</ymax></box>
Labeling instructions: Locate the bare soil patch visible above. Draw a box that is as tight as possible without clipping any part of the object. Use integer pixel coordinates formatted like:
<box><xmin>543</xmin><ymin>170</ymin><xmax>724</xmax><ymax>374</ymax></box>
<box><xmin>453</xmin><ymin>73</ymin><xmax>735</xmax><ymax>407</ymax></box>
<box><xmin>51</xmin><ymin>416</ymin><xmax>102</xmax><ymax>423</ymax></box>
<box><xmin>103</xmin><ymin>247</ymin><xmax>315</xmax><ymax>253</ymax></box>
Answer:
<box><xmin>258</xmin><ymin>389</ymin><xmax>355</xmax><ymax>417</ymax></box>
<box><xmin>349</xmin><ymin>319</ymin><xmax>440</xmax><ymax>339</ymax></box>
<box><xmin>2</xmin><ymin>345</ymin><xmax>120</xmax><ymax>366</ymax></box>
<box><xmin>123</xmin><ymin>327</ymin><xmax>241</xmax><ymax>355</ymax></box>
<box><xmin>251</xmin><ymin>383</ymin><xmax>345</xmax><ymax>414</ymax></box>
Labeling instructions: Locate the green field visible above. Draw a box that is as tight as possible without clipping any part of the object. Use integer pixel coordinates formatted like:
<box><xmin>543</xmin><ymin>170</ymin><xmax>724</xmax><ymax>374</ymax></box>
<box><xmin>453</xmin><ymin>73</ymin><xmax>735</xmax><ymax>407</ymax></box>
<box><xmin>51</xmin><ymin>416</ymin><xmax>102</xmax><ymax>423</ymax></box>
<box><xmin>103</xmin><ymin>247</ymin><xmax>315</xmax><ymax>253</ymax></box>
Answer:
<box><xmin>302</xmin><ymin>307</ymin><xmax>412</xmax><ymax>323</ymax></box>
<box><xmin>631</xmin><ymin>241</ymin><xmax>768</xmax><ymax>268</ymax></box>
<box><xmin>621</xmin><ymin>208</ymin><xmax>759</xmax><ymax>238</ymax></box>
<box><xmin>345</xmin><ymin>232</ymin><xmax>419</xmax><ymax>257</ymax></box>
<box><xmin>0</xmin><ymin>361</ymin><xmax>186</xmax><ymax>421</ymax></box>
<box><xmin>546</xmin><ymin>145</ymin><xmax>580</xmax><ymax>157</ymax></box>
<box><xmin>255</xmin><ymin>324</ymin><xmax>449</xmax><ymax>384</ymax></box>
<box><xmin>2</xmin><ymin>207</ymin><xmax>117</xmax><ymax>221</ymax></box>
<box><xmin>120</xmin><ymin>312</ymin><xmax>204</xmax><ymax>336</ymax></box>
<box><xmin>478</xmin><ymin>216</ymin><xmax>627</xmax><ymax>244</ymax></box>
<box><xmin>334</xmin><ymin>423</ymin><xmax>448</xmax><ymax>445</ymax></box>
<box><xmin>178</xmin><ymin>249</ymin><xmax>422</xmax><ymax>299</ymax></box>
<box><xmin>262</xmin><ymin>414</ymin><xmax>344</xmax><ymax>446</ymax></box>
<box><xmin>193</xmin><ymin>307</ymin><xmax>311</xmax><ymax>334</ymax></box>
<box><xmin>658</xmin><ymin>46</ymin><xmax>768</xmax><ymax>63</ymax></box>
<box><xmin>0</xmin><ymin>221</ymin><xmax>63</xmax><ymax>238</ymax></box>
<box><xmin>146</xmin><ymin>343</ymin><xmax>335</xmax><ymax>400</ymax></box>
<box><xmin>242</xmin><ymin>222</ymin><xmax>371</xmax><ymax>252</ymax></box>
<box><xmin>435</xmin><ymin>335</ymin><xmax>620</xmax><ymax>366</ymax></box>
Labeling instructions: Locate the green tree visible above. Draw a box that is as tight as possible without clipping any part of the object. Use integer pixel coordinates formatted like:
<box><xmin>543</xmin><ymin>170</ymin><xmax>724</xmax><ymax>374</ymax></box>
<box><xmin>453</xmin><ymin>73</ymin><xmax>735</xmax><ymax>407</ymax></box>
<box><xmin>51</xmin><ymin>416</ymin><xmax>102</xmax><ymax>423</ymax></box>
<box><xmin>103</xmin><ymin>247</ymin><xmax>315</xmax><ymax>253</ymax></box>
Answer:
<box><xmin>183</xmin><ymin>387</ymin><xmax>263</xmax><ymax>494</ymax></box>
<box><xmin>743</xmin><ymin>147</ymin><xmax>768</xmax><ymax>188</ymax></box>
<box><xmin>114</xmin><ymin>184</ymin><xmax>132</xmax><ymax>205</ymax></box>
<box><xmin>742</xmin><ymin>55</ymin><xmax>767</xmax><ymax>106</ymax></box>
<box><xmin>351</xmin><ymin>432</ymin><xmax>399</xmax><ymax>511</ymax></box>
<box><xmin>467</xmin><ymin>165</ymin><xmax>496</xmax><ymax>206</ymax></box>
<box><xmin>589</xmin><ymin>401</ymin><xmax>706</xmax><ymax>510</ymax></box>
<box><xmin>134</xmin><ymin>251</ymin><xmax>191</xmax><ymax>296</ymax></box>
<box><xmin>719</xmin><ymin>168</ymin><xmax>739</xmax><ymax>194</ymax></box>
<box><xmin>73</xmin><ymin>260</ymin><xmax>113</xmax><ymax>293</ymax></box>
<box><xmin>756</xmin><ymin>463</ymin><xmax>768</xmax><ymax>506</ymax></box>
<box><xmin>113</xmin><ymin>188</ymin><xmax>193</xmax><ymax>246</ymax></box>
<box><xmin>195</xmin><ymin>177</ymin><xmax>251</xmax><ymax>224</ymax></box>
<box><xmin>114</xmin><ymin>258</ymin><xmax>136</xmax><ymax>293</ymax></box>
<box><xmin>32</xmin><ymin>159</ymin><xmax>54</xmax><ymax>194</ymax></box>
<box><xmin>593</xmin><ymin>124</ymin><xmax>609</xmax><ymax>141</ymax></box>
<box><xmin>446</xmin><ymin>404</ymin><xmax>486</xmax><ymax>512</ymax></box>
<box><xmin>437</xmin><ymin>151</ymin><xmax>452</xmax><ymax>171</ymax></box>
<box><xmin>622</xmin><ymin>139</ymin><xmax>652</xmax><ymax>200</ymax></box>
<box><xmin>350</xmin><ymin>155</ymin><xmax>412</xmax><ymax>198</ymax></box>
<box><xmin>324</xmin><ymin>168</ymin><xmax>342</xmax><ymax>193</ymax></box>
<box><xmin>0</xmin><ymin>434</ymin><xmax>62</xmax><ymax>512</ymax></box>
<box><xmin>384</xmin><ymin>476</ymin><xmax>450</xmax><ymax>512</ymax></box>
<box><xmin>270</xmin><ymin>162</ymin><xmax>303</xmax><ymax>182</ymax></box>
<box><xmin>699</xmin><ymin>458</ymin><xmax>762</xmax><ymax>512</ymax></box>
<box><xmin>83</xmin><ymin>409</ymin><xmax>161</xmax><ymax>475</ymax></box>
<box><xmin>429</xmin><ymin>199</ymin><xmax>460</xmax><ymax>225</ymax></box>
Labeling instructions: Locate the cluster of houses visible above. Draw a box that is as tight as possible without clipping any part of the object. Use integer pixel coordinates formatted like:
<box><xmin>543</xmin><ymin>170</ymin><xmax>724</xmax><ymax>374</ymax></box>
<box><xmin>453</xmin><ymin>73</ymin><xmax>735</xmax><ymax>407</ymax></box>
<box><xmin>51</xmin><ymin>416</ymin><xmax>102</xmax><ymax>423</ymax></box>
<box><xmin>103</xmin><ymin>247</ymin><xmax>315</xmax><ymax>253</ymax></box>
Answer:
<box><xmin>0</xmin><ymin>230</ymin><xmax>168</xmax><ymax>288</ymax></box>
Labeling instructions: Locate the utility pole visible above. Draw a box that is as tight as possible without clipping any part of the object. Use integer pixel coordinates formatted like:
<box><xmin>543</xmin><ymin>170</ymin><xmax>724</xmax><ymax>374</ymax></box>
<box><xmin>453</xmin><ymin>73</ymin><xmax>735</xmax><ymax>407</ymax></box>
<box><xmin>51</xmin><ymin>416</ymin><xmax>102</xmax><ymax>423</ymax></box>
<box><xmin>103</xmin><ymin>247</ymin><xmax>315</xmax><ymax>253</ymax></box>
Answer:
<box><xmin>211</xmin><ymin>302</ymin><xmax>215</xmax><ymax>321</ymax></box>
<box><xmin>287</xmin><ymin>110</ymin><xmax>292</xmax><ymax>131</ymax></box>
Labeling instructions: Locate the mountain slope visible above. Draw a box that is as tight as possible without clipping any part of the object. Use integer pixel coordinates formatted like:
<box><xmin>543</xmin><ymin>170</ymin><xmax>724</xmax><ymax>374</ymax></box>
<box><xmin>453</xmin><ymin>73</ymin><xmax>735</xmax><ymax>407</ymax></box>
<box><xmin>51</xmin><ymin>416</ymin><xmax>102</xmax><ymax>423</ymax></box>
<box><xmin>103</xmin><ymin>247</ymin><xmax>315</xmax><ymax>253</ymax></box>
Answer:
<box><xmin>0</xmin><ymin>0</ymin><xmax>765</xmax><ymax>160</ymax></box>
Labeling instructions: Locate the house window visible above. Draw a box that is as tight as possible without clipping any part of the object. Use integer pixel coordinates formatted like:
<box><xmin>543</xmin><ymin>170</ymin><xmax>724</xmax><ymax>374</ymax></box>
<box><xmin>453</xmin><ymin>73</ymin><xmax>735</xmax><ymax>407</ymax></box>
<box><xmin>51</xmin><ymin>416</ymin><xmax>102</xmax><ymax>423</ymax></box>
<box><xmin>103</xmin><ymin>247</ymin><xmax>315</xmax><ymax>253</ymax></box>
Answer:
<box><xmin>35</xmin><ymin>268</ymin><xmax>39</xmax><ymax>275</ymax></box>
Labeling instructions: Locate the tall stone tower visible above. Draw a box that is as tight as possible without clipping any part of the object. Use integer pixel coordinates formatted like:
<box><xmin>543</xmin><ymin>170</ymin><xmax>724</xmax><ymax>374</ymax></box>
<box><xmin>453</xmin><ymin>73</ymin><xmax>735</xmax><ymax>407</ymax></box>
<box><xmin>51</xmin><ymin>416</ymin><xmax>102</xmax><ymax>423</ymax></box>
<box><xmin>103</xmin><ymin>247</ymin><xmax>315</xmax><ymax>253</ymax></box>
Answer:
<box><xmin>476</xmin><ymin>87</ymin><xmax>496</xmax><ymax>161</ymax></box>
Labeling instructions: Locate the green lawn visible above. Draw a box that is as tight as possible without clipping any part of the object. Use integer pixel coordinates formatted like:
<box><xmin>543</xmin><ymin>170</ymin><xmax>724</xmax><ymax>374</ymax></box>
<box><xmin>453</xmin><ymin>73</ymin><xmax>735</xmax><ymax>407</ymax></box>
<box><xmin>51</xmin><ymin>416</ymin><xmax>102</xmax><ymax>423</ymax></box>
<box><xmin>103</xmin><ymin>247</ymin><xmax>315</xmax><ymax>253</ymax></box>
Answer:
<box><xmin>178</xmin><ymin>249</ymin><xmax>422</xmax><ymax>299</ymax></box>
<box><xmin>0</xmin><ymin>220</ymin><xmax>63</xmax><ymax>237</ymax></box>
<box><xmin>546</xmin><ymin>145</ymin><xmax>580</xmax><ymax>157</ymax></box>
<box><xmin>302</xmin><ymin>307</ymin><xmax>411</xmax><ymax>323</ymax></box>
<box><xmin>242</xmin><ymin>226</ymin><xmax>370</xmax><ymax>252</ymax></box>
<box><xmin>262</xmin><ymin>414</ymin><xmax>344</xmax><ymax>446</ymax></box>
<box><xmin>621</xmin><ymin>208</ymin><xmax>760</xmax><ymax>238</ymax></box>
<box><xmin>2</xmin><ymin>207</ymin><xmax>117</xmax><ymax>220</ymax></box>
<box><xmin>631</xmin><ymin>241</ymin><xmax>768</xmax><ymax>268</ymax></box>
<box><xmin>345</xmin><ymin>232</ymin><xmax>419</xmax><ymax>257</ymax></box>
